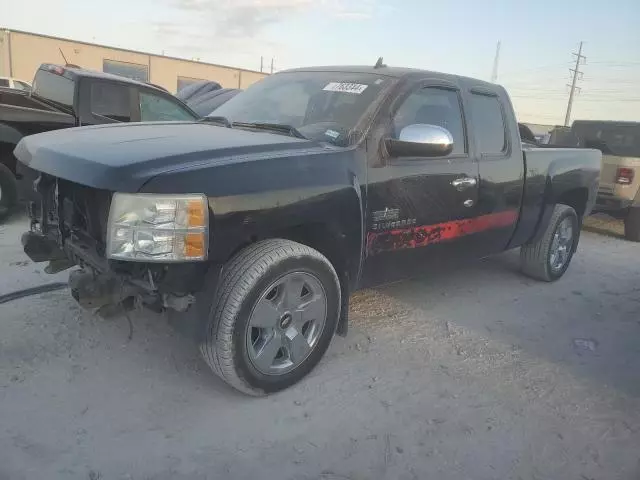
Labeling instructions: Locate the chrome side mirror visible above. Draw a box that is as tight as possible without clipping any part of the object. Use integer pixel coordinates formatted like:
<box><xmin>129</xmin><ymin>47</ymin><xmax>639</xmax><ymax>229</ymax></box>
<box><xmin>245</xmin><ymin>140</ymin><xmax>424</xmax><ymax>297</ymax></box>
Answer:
<box><xmin>386</xmin><ymin>124</ymin><xmax>454</xmax><ymax>158</ymax></box>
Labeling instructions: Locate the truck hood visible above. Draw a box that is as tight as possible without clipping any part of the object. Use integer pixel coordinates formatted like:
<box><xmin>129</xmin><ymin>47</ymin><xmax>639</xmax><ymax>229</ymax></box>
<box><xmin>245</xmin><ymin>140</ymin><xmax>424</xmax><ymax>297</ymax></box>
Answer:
<box><xmin>14</xmin><ymin>121</ymin><xmax>315</xmax><ymax>192</ymax></box>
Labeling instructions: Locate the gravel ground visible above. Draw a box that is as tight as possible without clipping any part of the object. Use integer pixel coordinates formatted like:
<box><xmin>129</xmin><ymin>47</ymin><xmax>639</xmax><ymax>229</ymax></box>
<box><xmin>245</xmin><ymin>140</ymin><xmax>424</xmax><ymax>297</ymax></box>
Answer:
<box><xmin>1</xmin><ymin>213</ymin><xmax>639</xmax><ymax>480</ymax></box>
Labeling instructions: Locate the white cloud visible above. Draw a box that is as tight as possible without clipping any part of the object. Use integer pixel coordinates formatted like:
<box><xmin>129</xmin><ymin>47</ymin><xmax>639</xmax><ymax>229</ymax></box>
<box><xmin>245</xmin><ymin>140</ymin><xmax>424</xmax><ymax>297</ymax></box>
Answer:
<box><xmin>166</xmin><ymin>0</ymin><xmax>312</xmax><ymax>39</ymax></box>
<box><xmin>154</xmin><ymin>0</ymin><xmax>384</xmax><ymax>69</ymax></box>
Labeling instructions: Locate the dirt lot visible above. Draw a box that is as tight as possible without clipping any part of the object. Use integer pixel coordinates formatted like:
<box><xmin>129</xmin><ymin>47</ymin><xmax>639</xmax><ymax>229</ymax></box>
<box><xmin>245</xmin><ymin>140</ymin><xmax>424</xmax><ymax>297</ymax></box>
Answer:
<box><xmin>1</xmin><ymin>213</ymin><xmax>639</xmax><ymax>480</ymax></box>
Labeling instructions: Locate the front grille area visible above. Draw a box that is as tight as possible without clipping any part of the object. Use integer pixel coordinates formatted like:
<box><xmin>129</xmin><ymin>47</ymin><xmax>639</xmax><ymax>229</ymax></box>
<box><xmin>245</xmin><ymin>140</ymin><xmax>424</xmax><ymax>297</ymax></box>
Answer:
<box><xmin>33</xmin><ymin>174</ymin><xmax>113</xmax><ymax>255</ymax></box>
<box><xmin>59</xmin><ymin>181</ymin><xmax>112</xmax><ymax>247</ymax></box>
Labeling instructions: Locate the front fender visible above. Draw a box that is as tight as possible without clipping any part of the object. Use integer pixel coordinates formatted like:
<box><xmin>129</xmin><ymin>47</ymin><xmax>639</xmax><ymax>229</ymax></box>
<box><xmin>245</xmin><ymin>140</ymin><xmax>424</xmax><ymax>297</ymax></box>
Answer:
<box><xmin>0</xmin><ymin>123</ymin><xmax>24</xmax><ymax>145</ymax></box>
<box><xmin>140</xmin><ymin>149</ymin><xmax>366</xmax><ymax>282</ymax></box>
<box><xmin>0</xmin><ymin>123</ymin><xmax>24</xmax><ymax>146</ymax></box>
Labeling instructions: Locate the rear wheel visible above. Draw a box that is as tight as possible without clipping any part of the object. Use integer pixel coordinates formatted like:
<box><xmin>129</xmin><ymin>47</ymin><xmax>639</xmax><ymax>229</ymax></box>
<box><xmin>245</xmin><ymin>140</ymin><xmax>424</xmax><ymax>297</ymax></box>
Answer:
<box><xmin>0</xmin><ymin>163</ymin><xmax>18</xmax><ymax>222</ymax></box>
<box><xmin>520</xmin><ymin>204</ymin><xmax>579</xmax><ymax>282</ymax></box>
<box><xmin>200</xmin><ymin>239</ymin><xmax>341</xmax><ymax>396</ymax></box>
<box><xmin>624</xmin><ymin>207</ymin><xmax>640</xmax><ymax>242</ymax></box>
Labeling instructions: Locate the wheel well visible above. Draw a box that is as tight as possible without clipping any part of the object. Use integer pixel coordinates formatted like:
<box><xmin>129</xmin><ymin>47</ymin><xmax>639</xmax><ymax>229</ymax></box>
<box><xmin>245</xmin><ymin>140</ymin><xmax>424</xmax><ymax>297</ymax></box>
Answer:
<box><xmin>268</xmin><ymin>223</ymin><xmax>350</xmax><ymax>284</ymax></box>
<box><xmin>233</xmin><ymin>223</ymin><xmax>353</xmax><ymax>336</ymax></box>
<box><xmin>0</xmin><ymin>142</ymin><xmax>18</xmax><ymax>174</ymax></box>
<box><xmin>557</xmin><ymin>188</ymin><xmax>588</xmax><ymax>219</ymax></box>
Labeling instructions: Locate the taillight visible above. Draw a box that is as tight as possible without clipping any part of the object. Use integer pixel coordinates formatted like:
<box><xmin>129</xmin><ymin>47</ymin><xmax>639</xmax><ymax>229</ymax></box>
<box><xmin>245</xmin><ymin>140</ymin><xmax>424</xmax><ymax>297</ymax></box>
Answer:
<box><xmin>45</xmin><ymin>64</ymin><xmax>65</xmax><ymax>76</ymax></box>
<box><xmin>616</xmin><ymin>167</ymin><xmax>635</xmax><ymax>185</ymax></box>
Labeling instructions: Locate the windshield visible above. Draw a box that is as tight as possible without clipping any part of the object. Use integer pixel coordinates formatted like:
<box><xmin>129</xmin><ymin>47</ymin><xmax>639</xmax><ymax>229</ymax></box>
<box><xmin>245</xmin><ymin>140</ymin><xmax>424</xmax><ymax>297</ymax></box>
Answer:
<box><xmin>213</xmin><ymin>71</ymin><xmax>392</xmax><ymax>145</ymax></box>
<box><xmin>572</xmin><ymin>122</ymin><xmax>640</xmax><ymax>157</ymax></box>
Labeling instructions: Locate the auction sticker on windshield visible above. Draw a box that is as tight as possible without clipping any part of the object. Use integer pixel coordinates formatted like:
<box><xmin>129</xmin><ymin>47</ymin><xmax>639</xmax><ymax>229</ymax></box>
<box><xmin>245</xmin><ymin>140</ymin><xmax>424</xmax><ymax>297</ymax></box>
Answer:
<box><xmin>324</xmin><ymin>129</ymin><xmax>340</xmax><ymax>139</ymax></box>
<box><xmin>323</xmin><ymin>82</ymin><xmax>368</xmax><ymax>94</ymax></box>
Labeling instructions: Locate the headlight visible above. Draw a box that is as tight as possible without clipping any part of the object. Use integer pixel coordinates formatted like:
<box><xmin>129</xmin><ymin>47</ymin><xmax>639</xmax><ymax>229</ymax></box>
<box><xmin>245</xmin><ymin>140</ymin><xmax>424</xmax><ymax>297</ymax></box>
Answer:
<box><xmin>106</xmin><ymin>193</ymin><xmax>208</xmax><ymax>262</ymax></box>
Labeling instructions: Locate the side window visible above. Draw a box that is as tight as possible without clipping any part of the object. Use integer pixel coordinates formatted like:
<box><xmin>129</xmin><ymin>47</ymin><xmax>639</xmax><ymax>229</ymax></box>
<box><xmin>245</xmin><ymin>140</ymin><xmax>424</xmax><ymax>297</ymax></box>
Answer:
<box><xmin>139</xmin><ymin>92</ymin><xmax>195</xmax><ymax>121</ymax></box>
<box><xmin>14</xmin><ymin>81</ymin><xmax>31</xmax><ymax>91</ymax></box>
<box><xmin>0</xmin><ymin>79</ymin><xmax>9</xmax><ymax>87</ymax></box>
<box><xmin>91</xmin><ymin>83</ymin><xmax>131</xmax><ymax>122</ymax></box>
<box><xmin>469</xmin><ymin>93</ymin><xmax>507</xmax><ymax>154</ymax></box>
<box><xmin>392</xmin><ymin>87</ymin><xmax>466</xmax><ymax>155</ymax></box>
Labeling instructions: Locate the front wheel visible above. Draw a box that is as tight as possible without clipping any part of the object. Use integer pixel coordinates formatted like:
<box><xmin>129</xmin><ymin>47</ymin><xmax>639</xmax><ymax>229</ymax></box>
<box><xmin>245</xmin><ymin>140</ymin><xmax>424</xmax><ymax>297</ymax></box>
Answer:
<box><xmin>520</xmin><ymin>204</ymin><xmax>579</xmax><ymax>282</ymax></box>
<box><xmin>200</xmin><ymin>239</ymin><xmax>341</xmax><ymax>396</ymax></box>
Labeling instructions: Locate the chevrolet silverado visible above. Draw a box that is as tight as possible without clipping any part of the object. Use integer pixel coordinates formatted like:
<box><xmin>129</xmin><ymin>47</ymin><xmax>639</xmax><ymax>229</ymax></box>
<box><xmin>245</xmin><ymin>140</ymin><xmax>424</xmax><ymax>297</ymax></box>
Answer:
<box><xmin>14</xmin><ymin>65</ymin><xmax>601</xmax><ymax>395</ymax></box>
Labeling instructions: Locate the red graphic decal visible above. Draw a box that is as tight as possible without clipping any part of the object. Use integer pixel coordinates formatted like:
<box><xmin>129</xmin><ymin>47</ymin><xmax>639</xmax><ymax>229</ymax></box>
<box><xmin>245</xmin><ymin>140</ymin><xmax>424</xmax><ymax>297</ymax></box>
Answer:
<box><xmin>367</xmin><ymin>210</ymin><xmax>518</xmax><ymax>255</ymax></box>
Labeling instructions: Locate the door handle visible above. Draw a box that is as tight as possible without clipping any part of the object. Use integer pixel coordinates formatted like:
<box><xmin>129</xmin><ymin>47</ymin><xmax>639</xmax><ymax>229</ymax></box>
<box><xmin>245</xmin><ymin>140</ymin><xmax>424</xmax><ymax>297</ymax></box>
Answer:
<box><xmin>451</xmin><ymin>177</ymin><xmax>477</xmax><ymax>191</ymax></box>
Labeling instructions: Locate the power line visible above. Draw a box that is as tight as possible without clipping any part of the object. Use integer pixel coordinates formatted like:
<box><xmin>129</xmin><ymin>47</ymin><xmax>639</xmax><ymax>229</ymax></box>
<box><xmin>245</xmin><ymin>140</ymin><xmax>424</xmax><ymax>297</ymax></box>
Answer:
<box><xmin>581</xmin><ymin>78</ymin><xmax>639</xmax><ymax>85</ymax></box>
<box><xmin>564</xmin><ymin>41</ymin><xmax>586</xmax><ymax>126</ymax></box>
<box><xmin>587</xmin><ymin>60</ymin><xmax>640</xmax><ymax>66</ymax></box>
<box><xmin>498</xmin><ymin>62</ymin><xmax>572</xmax><ymax>79</ymax></box>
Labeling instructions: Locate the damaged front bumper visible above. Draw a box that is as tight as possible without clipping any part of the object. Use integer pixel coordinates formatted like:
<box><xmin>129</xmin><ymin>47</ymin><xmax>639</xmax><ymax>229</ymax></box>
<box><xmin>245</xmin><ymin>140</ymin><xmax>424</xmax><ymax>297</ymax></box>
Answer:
<box><xmin>23</xmin><ymin>229</ymin><xmax>202</xmax><ymax>314</ymax></box>
<box><xmin>21</xmin><ymin>176</ymin><xmax>211</xmax><ymax>316</ymax></box>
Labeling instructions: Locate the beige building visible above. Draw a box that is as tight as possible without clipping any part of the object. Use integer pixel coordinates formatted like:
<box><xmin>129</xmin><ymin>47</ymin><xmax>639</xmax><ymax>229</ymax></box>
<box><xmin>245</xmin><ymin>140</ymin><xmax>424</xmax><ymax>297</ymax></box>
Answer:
<box><xmin>0</xmin><ymin>28</ymin><xmax>267</xmax><ymax>93</ymax></box>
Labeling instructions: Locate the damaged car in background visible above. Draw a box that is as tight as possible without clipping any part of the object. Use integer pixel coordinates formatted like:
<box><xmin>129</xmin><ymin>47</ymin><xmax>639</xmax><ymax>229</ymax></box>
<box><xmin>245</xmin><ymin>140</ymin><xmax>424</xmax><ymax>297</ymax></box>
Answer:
<box><xmin>0</xmin><ymin>63</ymin><xmax>198</xmax><ymax>219</ymax></box>
<box><xmin>14</xmin><ymin>63</ymin><xmax>601</xmax><ymax>395</ymax></box>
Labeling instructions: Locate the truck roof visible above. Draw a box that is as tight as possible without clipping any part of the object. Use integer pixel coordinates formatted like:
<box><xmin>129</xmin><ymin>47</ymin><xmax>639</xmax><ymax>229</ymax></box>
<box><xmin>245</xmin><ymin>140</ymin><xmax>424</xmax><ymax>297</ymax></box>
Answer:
<box><xmin>39</xmin><ymin>64</ymin><xmax>167</xmax><ymax>94</ymax></box>
<box><xmin>282</xmin><ymin>65</ymin><xmax>496</xmax><ymax>88</ymax></box>
<box><xmin>573</xmin><ymin>119</ymin><xmax>640</xmax><ymax>126</ymax></box>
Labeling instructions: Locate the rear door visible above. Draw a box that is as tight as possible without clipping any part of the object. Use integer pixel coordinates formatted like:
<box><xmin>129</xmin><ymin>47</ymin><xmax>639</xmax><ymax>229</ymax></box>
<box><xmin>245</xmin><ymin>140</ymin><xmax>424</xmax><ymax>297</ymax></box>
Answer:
<box><xmin>361</xmin><ymin>80</ymin><xmax>482</xmax><ymax>286</ymax></box>
<box><xmin>468</xmin><ymin>88</ymin><xmax>524</xmax><ymax>254</ymax></box>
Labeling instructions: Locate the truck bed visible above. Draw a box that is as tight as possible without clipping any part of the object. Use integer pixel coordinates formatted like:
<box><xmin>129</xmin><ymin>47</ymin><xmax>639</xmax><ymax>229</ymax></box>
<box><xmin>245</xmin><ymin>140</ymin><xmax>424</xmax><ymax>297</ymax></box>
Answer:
<box><xmin>0</xmin><ymin>88</ymin><xmax>74</xmax><ymax>131</ymax></box>
<box><xmin>508</xmin><ymin>145</ymin><xmax>601</xmax><ymax>248</ymax></box>
<box><xmin>0</xmin><ymin>103</ymin><xmax>74</xmax><ymax>129</ymax></box>
<box><xmin>523</xmin><ymin>146</ymin><xmax>601</xmax><ymax>180</ymax></box>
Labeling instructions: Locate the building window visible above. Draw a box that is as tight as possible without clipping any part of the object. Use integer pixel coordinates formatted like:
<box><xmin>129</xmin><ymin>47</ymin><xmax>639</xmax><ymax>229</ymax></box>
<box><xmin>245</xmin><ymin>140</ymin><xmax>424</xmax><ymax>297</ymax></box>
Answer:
<box><xmin>177</xmin><ymin>76</ymin><xmax>206</xmax><ymax>92</ymax></box>
<box><xmin>103</xmin><ymin>59</ymin><xmax>148</xmax><ymax>82</ymax></box>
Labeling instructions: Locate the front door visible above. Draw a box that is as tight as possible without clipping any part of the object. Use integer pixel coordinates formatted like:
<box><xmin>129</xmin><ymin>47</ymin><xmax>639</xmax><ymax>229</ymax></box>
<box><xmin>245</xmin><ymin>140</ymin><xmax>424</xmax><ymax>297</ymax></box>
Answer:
<box><xmin>360</xmin><ymin>82</ymin><xmax>482</xmax><ymax>287</ymax></box>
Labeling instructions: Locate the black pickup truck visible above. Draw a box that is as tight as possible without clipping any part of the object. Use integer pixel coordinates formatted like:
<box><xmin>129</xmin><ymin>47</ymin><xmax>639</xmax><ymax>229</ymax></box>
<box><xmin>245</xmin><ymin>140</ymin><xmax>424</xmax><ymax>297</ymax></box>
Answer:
<box><xmin>14</xmin><ymin>65</ymin><xmax>601</xmax><ymax>395</ymax></box>
<box><xmin>0</xmin><ymin>64</ymin><xmax>198</xmax><ymax>218</ymax></box>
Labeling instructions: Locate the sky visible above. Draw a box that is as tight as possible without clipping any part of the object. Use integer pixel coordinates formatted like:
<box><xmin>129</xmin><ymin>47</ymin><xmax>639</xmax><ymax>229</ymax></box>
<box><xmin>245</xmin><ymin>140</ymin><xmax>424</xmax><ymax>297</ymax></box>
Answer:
<box><xmin>4</xmin><ymin>0</ymin><xmax>640</xmax><ymax>124</ymax></box>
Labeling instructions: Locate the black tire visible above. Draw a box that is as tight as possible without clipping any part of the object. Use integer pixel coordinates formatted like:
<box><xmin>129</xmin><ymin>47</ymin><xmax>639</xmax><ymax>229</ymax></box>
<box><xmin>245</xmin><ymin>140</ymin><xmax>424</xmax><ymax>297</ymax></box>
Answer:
<box><xmin>624</xmin><ymin>207</ymin><xmax>640</xmax><ymax>242</ymax></box>
<box><xmin>0</xmin><ymin>162</ymin><xmax>18</xmax><ymax>221</ymax></box>
<box><xmin>200</xmin><ymin>239</ymin><xmax>341</xmax><ymax>396</ymax></box>
<box><xmin>520</xmin><ymin>204</ymin><xmax>579</xmax><ymax>282</ymax></box>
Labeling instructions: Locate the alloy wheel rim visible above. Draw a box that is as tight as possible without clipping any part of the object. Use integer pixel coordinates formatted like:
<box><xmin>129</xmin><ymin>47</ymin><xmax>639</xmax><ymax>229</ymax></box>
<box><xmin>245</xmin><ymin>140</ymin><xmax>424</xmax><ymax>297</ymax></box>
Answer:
<box><xmin>549</xmin><ymin>217</ymin><xmax>574</xmax><ymax>272</ymax></box>
<box><xmin>246</xmin><ymin>271</ymin><xmax>327</xmax><ymax>375</ymax></box>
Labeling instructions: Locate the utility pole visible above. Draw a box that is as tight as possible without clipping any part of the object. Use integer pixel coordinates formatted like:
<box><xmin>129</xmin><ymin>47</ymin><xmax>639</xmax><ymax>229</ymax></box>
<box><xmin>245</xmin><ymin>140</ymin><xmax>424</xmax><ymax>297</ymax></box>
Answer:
<box><xmin>564</xmin><ymin>41</ymin><xmax>586</xmax><ymax>126</ymax></box>
<box><xmin>491</xmin><ymin>41</ymin><xmax>501</xmax><ymax>83</ymax></box>
<box><xmin>260</xmin><ymin>56</ymin><xmax>264</xmax><ymax>73</ymax></box>
<box><xmin>270</xmin><ymin>57</ymin><xmax>274</xmax><ymax>74</ymax></box>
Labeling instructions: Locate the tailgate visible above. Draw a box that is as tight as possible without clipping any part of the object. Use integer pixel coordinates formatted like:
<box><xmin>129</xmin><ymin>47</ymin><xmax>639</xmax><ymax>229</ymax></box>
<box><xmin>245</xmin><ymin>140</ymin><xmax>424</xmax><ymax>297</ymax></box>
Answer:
<box><xmin>599</xmin><ymin>155</ymin><xmax>640</xmax><ymax>200</ymax></box>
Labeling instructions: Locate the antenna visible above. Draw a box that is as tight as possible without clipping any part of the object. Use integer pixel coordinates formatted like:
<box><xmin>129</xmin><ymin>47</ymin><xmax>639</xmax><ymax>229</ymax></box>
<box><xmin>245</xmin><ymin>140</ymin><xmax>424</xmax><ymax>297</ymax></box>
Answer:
<box><xmin>374</xmin><ymin>57</ymin><xmax>385</xmax><ymax>69</ymax></box>
<box><xmin>58</xmin><ymin>48</ymin><xmax>69</xmax><ymax>65</ymax></box>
